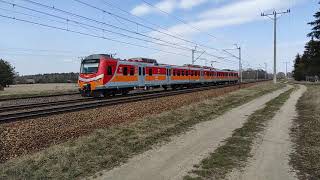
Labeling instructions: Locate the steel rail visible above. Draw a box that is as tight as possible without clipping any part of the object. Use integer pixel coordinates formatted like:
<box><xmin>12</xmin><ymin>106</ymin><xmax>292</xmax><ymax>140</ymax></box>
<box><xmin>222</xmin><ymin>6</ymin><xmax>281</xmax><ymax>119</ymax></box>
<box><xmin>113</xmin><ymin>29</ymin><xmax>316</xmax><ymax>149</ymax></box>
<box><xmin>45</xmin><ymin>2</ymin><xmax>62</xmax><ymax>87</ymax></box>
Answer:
<box><xmin>0</xmin><ymin>81</ymin><xmax>268</xmax><ymax>123</ymax></box>
<box><xmin>0</xmin><ymin>88</ymin><xmax>178</xmax><ymax>113</ymax></box>
<box><xmin>0</xmin><ymin>92</ymin><xmax>79</xmax><ymax>102</ymax></box>
<box><xmin>0</xmin><ymin>97</ymin><xmax>95</xmax><ymax>113</ymax></box>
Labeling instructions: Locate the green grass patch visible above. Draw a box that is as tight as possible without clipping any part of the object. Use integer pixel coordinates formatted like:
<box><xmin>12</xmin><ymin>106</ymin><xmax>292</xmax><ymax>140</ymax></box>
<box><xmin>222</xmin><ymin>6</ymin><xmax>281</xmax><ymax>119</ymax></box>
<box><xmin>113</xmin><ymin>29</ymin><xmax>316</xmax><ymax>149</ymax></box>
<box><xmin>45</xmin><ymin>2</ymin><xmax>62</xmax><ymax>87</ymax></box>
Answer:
<box><xmin>184</xmin><ymin>87</ymin><xmax>294</xmax><ymax>180</ymax></box>
<box><xmin>290</xmin><ymin>85</ymin><xmax>320</xmax><ymax>180</ymax></box>
<box><xmin>0</xmin><ymin>83</ymin><xmax>285</xmax><ymax>179</ymax></box>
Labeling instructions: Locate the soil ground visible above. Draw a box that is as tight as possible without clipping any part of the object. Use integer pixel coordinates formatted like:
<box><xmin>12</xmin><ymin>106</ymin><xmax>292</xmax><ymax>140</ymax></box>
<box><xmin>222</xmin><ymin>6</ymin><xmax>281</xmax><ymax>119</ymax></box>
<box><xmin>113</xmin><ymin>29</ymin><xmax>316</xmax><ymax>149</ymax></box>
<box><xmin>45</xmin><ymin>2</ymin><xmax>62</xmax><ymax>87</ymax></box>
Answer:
<box><xmin>228</xmin><ymin>85</ymin><xmax>306</xmax><ymax>180</ymax></box>
<box><xmin>93</xmin><ymin>86</ymin><xmax>290</xmax><ymax>180</ymax></box>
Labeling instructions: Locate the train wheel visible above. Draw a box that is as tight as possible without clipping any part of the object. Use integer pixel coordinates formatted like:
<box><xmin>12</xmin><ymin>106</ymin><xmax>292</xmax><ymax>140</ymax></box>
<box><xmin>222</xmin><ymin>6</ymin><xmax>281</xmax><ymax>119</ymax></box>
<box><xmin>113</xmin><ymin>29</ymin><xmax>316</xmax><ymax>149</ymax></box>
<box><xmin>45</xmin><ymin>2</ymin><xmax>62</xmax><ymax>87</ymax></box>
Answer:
<box><xmin>122</xmin><ymin>89</ymin><xmax>129</xmax><ymax>95</ymax></box>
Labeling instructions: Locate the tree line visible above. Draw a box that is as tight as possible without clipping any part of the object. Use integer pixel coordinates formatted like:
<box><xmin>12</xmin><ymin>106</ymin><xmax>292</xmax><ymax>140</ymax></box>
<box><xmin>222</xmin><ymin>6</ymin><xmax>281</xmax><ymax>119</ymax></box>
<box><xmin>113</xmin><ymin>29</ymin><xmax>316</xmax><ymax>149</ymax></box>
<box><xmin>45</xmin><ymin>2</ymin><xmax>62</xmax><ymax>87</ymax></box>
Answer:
<box><xmin>293</xmin><ymin>2</ymin><xmax>320</xmax><ymax>81</ymax></box>
<box><xmin>0</xmin><ymin>59</ymin><xmax>15</xmax><ymax>90</ymax></box>
<box><xmin>15</xmin><ymin>73</ymin><xmax>79</xmax><ymax>84</ymax></box>
<box><xmin>0</xmin><ymin>58</ymin><xmax>79</xmax><ymax>90</ymax></box>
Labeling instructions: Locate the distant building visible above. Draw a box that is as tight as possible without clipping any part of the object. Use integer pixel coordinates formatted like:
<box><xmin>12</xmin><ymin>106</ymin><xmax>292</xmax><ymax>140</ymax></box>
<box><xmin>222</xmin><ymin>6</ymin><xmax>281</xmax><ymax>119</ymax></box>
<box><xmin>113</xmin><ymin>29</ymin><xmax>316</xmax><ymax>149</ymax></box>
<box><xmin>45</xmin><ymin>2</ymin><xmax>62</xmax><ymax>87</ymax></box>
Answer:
<box><xmin>26</xmin><ymin>79</ymin><xmax>36</xmax><ymax>84</ymax></box>
<box><xmin>306</xmin><ymin>76</ymin><xmax>319</xmax><ymax>82</ymax></box>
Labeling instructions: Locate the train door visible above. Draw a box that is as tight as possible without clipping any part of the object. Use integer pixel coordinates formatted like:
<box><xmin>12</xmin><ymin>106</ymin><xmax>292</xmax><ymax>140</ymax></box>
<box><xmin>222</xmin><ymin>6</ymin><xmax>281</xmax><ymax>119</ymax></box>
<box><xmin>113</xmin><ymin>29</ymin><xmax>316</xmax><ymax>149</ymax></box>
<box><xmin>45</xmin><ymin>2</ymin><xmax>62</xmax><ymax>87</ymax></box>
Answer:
<box><xmin>166</xmin><ymin>67</ymin><xmax>171</xmax><ymax>85</ymax></box>
<box><xmin>138</xmin><ymin>65</ymin><xmax>146</xmax><ymax>87</ymax></box>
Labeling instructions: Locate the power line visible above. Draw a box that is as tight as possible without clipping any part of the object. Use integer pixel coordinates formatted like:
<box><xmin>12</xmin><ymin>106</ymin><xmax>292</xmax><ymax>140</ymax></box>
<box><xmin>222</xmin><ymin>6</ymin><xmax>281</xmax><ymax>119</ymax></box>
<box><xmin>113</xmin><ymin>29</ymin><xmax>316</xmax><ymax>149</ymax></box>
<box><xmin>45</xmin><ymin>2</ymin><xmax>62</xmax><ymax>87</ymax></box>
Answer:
<box><xmin>0</xmin><ymin>6</ymin><xmax>102</xmax><ymax>36</ymax></box>
<box><xmin>0</xmin><ymin>13</ymin><xmax>240</xmax><ymax>68</ymax></box>
<box><xmin>0</xmin><ymin>0</ymin><xmax>194</xmax><ymax>52</ymax></box>
<box><xmin>1</xmin><ymin>0</ymin><xmax>242</xmax><ymax>69</ymax></box>
<box><xmin>140</xmin><ymin>0</ymin><xmax>236</xmax><ymax>45</ymax></box>
<box><xmin>16</xmin><ymin>0</ymin><xmax>239</xmax><ymax>63</ymax></box>
<box><xmin>0</xmin><ymin>47</ymin><xmax>90</xmax><ymax>54</ymax></box>
<box><xmin>72</xmin><ymin>0</ymin><xmax>236</xmax><ymax>55</ymax></box>
<box><xmin>18</xmin><ymin>0</ymin><xmax>240</xmax><ymax>63</ymax></box>
<box><xmin>0</xmin><ymin>13</ymin><xmax>193</xmax><ymax>58</ymax></box>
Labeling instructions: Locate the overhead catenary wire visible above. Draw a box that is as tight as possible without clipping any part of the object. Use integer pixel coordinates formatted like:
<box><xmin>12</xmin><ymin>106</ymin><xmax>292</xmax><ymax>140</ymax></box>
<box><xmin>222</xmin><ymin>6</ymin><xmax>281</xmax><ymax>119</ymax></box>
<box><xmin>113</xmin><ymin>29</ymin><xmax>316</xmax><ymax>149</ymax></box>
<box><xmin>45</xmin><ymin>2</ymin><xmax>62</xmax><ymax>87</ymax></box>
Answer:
<box><xmin>0</xmin><ymin>13</ymin><xmax>195</xmax><ymax>58</ymax></box>
<box><xmin>0</xmin><ymin>12</ymin><xmax>240</xmax><ymax>68</ymax></box>
<box><xmin>16</xmin><ymin>0</ymin><xmax>240</xmax><ymax>62</ymax></box>
<box><xmin>0</xmin><ymin>0</ymin><xmax>247</xmax><ymax>69</ymax></box>
<box><xmin>140</xmin><ymin>0</ymin><xmax>237</xmax><ymax>45</ymax></box>
<box><xmin>99</xmin><ymin>0</ymin><xmax>226</xmax><ymax>52</ymax></box>
<box><xmin>0</xmin><ymin>6</ymin><xmax>102</xmax><ymax>36</ymax></box>
<box><xmin>0</xmin><ymin>0</ymin><xmax>195</xmax><ymax>52</ymax></box>
<box><xmin>71</xmin><ymin>0</ymin><xmax>236</xmax><ymax>55</ymax></box>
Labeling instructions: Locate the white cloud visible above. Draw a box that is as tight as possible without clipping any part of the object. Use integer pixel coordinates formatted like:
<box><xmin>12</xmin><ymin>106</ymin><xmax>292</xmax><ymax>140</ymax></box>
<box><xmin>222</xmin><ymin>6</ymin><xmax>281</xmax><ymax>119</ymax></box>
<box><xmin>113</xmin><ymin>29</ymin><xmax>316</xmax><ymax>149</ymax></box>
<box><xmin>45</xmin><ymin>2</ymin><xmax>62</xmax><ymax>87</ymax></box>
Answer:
<box><xmin>179</xmin><ymin>0</ymin><xmax>207</xmax><ymax>9</ymax></box>
<box><xmin>131</xmin><ymin>4</ymin><xmax>152</xmax><ymax>16</ymax></box>
<box><xmin>131</xmin><ymin>0</ymin><xmax>208</xmax><ymax>16</ymax></box>
<box><xmin>199</xmin><ymin>0</ymin><xmax>293</xmax><ymax>19</ymax></box>
<box><xmin>152</xmin><ymin>0</ymin><xmax>300</xmax><ymax>38</ymax></box>
<box><xmin>156</xmin><ymin>0</ymin><xmax>177</xmax><ymax>13</ymax></box>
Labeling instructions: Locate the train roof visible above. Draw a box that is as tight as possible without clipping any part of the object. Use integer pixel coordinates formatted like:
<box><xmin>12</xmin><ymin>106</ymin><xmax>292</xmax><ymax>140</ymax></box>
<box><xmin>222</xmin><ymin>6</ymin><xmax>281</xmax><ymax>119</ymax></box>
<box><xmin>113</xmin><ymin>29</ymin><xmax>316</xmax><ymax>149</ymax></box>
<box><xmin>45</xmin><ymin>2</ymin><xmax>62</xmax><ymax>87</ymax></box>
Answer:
<box><xmin>84</xmin><ymin>54</ymin><xmax>112</xmax><ymax>60</ymax></box>
<box><xmin>84</xmin><ymin>54</ymin><xmax>237</xmax><ymax>72</ymax></box>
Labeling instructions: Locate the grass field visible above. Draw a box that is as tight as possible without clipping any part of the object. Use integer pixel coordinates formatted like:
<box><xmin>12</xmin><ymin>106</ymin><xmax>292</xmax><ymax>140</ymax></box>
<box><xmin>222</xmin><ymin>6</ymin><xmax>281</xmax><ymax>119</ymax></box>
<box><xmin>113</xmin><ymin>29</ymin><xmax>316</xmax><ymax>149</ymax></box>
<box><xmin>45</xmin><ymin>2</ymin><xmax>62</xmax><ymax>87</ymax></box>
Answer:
<box><xmin>0</xmin><ymin>83</ymin><xmax>79</xmax><ymax>99</ymax></box>
<box><xmin>0</xmin><ymin>83</ymin><xmax>284</xmax><ymax>179</ymax></box>
<box><xmin>290</xmin><ymin>85</ymin><xmax>320</xmax><ymax>180</ymax></box>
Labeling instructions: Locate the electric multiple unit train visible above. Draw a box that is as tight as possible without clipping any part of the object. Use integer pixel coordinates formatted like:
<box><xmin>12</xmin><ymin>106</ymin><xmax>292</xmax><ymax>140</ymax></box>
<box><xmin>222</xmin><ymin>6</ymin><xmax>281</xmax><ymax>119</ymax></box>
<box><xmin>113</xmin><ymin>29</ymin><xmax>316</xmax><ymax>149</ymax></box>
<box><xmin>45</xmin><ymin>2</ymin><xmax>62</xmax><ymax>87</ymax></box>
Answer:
<box><xmin>78</xmin><ymin>54</ymin><xmax>239</xmax><ymax>97</ymax></box>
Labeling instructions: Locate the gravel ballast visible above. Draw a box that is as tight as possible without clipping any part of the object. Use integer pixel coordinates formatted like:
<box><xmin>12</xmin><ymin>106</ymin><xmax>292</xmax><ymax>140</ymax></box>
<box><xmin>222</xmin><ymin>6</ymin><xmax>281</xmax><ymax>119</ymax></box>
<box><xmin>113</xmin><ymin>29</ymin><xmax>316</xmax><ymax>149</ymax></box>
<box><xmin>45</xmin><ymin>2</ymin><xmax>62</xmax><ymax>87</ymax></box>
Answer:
<box><xmin>0</xmin><ymin>83</ymin><xmax>266</xmax><ymax>163</ymax></box>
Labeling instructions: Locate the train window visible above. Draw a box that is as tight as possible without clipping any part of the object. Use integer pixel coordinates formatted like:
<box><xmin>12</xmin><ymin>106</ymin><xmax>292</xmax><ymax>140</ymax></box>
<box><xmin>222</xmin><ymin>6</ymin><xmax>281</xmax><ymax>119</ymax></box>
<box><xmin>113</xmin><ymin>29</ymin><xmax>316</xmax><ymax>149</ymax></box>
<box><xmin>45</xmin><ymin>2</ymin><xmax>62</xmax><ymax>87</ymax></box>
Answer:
<box><xmin>149</xmin><ymin>68</ymin><xmax>153</xmax><ymax>76</ymax></box>
<box><xmin>186</xmin><ymin>71</ymin><xmax>189</xmax><ymax>76</ymax></box>
<box><xmin>143</xmin><ymin>67</ymin><xmax>146</xmax><ymax>76</ymax></box>
<box><xmin>182</xmin><ymin>70</ymin><xmax>185</xmax><ymax>76</ymax></box>
<box><xmin>123</xmin><ymin>67</ymin><xmax>128</xmax><ymax>76</ymax></box>
<box><xmin>173</xmin><ymin>70</ymin><xmax>176</xmax><ymax>76</ymax></box>
<box><xmin>177</xmin><ymin>70</ymin><xmax>180</xmax><ymax>76</ymax></box>
<box><xmin>107</xmin><ymin>66</ymin><xmax>112</xmax><ymax>75</ymax></box>
<box><xmin>130</xmin><ymin>67</ymin><xmax>134</xmax><ymax>76</ymax></box>
<box><xmin>169</xmin><ymin>69</ymin><xmax>171</xmax><ymax>76</ymax></box>
<box><xmin>191</xmin><ymin>71</ymin><xmax>193</xmax><ymax>76</ymax></box>
<box><xmin>139</xmin><ymin>67</ymin><xmax>141</xmax><ymax>76</ymax></box>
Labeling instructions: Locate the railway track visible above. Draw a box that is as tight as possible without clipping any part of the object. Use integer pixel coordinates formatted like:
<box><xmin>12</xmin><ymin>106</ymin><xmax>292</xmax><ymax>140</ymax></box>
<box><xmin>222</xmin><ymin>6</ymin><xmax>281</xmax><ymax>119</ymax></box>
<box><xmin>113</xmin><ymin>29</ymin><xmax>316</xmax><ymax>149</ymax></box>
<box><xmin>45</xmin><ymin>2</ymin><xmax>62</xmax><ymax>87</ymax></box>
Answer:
<box><xmin>0</xmin><ymin>92</ymin><xmax>80</xmax><ymax>102</ymax></box>
<box><xmin>0</xmin><ymin>81</ymin><xmax>266</xmax><ymax>123</ymax></box>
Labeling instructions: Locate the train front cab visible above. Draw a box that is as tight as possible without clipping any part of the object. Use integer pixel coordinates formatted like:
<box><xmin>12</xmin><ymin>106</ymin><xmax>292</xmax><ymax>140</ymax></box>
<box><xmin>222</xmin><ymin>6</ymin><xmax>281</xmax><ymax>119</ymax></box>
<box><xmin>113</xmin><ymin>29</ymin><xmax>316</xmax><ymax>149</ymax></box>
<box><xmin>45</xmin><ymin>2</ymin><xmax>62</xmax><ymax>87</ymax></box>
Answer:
<box><xmin>78</xmin><ymin>54</ymin><xmax>117</xmax><ymax>97</ymax></box>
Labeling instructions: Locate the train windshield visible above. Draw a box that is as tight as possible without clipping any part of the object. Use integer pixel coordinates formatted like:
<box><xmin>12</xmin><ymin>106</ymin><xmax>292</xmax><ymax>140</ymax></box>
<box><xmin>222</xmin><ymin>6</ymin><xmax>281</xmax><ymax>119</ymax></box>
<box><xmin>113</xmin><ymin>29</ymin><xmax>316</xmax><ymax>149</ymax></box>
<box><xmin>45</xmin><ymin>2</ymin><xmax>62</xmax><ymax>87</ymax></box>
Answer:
<box><xmin>80</xmin><ymin>59</ymin><xmax>100</xmax><ymax>74</ymax></box>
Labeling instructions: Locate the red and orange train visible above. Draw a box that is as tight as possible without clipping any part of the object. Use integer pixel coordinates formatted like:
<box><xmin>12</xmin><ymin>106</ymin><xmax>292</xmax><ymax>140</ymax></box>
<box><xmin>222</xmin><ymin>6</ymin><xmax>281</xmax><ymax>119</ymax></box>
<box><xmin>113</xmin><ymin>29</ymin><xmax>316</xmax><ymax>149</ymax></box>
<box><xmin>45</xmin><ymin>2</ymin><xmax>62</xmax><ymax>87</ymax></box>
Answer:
<box><xmin>78</xmin><ymin>54</ymin><xmax>239</xmax><ymax>97</ymax></box>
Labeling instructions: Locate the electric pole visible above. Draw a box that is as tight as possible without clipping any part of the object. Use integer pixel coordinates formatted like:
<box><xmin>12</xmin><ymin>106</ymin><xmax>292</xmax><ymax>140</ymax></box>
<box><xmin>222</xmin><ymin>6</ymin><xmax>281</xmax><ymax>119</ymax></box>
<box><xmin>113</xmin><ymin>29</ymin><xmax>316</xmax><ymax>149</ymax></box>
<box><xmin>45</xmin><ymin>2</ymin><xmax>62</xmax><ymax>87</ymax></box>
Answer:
<box><xmin>283</xmin><ymin>61</ymin><xmax>289</xmax><ymax>79</ymax></box>
<box><xmin>261</xmin><ymin>9</ymin><xmax>290</xmax><ymax>84</ymax></box>
<box><xmin>192</xmin><ymin>45</ymin><xmax>197</xmax><ymax>65</ymax></box>
<box><xmin>223</xmin><ymin>44</ymin><xmax>242</xmax><ymax>83</ymax></box>
<box><xmin>238</xmin><ymin>45</ymin><xmax>242</xmax><ymax>83</ymax></box>
<box><xmin>264</xmin><ymin>63</ymin><xmax>268</xmax><ymax>80</ymax></box>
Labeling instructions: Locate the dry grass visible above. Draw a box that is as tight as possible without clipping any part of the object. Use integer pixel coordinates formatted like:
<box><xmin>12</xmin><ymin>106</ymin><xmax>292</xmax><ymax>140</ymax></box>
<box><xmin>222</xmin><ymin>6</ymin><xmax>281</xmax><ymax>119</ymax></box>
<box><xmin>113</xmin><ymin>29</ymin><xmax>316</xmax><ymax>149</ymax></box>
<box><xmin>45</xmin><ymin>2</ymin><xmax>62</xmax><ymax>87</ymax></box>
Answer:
<box><xmin>0</xmin><ymin>83</ymin><xmax>78</xmax><ymax>99</ymax></box>
<box><xmin>0</xmin><ymin>83</ymin><xmax>284</xmax><ymax>179</ymax></box>
<box><xmin>290</xmin><ymin>85</ymin><xmax>320</xmax><ymax>180</ymax></box>
<box><xmin>184</xmin><ymin>87</ymin><xmax>294</xmax><ymax>180</ymax></box>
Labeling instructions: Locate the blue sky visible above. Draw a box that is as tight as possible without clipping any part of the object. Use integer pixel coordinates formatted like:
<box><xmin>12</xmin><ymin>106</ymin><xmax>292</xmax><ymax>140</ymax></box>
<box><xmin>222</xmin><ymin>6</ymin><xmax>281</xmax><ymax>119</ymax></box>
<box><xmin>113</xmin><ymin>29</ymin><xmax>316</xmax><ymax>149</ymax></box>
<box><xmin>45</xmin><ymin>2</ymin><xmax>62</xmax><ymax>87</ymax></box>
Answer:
<box><xmin>0</xmin><ymin>0</ymin><xmax>318</xmax><ymax>75</ymax></box>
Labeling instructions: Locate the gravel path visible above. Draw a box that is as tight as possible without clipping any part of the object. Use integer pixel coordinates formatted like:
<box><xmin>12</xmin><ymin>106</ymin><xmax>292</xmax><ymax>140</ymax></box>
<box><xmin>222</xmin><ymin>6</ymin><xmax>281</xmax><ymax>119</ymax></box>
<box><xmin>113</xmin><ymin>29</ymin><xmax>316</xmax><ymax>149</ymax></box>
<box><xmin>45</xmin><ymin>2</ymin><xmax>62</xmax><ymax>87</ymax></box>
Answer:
<box><xmin>228</xmin><ymin>85</ymin><xmax>306</xmax><ymax>180</ymax></box>
<box><xmin>93</xmin><ymin>86</ymin><xmax>290</xmax><ymax>180</ymax></box>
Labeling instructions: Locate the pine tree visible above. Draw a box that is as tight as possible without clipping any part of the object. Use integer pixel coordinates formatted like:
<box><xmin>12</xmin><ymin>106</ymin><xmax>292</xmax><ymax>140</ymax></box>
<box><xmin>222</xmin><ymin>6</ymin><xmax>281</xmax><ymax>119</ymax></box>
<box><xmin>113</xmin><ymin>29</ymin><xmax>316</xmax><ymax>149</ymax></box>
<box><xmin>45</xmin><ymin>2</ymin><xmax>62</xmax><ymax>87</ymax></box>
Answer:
<box><xmin>293</xmin><ymin>54</ymin><xmax>305</xmax><ymax>81</ymax></box>
<box><xmin>293</xmin><ymin>2</ymin><xmax>320</xmax><ymax>80</ymax></box>
<box><xmin>308</xmin><ymin>2</ymin><xmax>320</xmax><ymax>39</ymax></box>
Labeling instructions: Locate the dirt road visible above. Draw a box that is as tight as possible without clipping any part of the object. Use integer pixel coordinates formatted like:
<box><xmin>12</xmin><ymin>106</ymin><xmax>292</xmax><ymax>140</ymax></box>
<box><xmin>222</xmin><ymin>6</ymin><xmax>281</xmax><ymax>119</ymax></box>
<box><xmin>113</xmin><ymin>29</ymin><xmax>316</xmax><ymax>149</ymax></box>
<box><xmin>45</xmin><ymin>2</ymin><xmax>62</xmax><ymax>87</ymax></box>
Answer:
<box><xmin>93</xmin><ymin>86</ymin><xmax>290</xmax><ymax>180</ymax></box>
<box><xmin>229</xmin><ymin>85</ymin><xmax>306</xmax><ymax>180</ymax></box>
